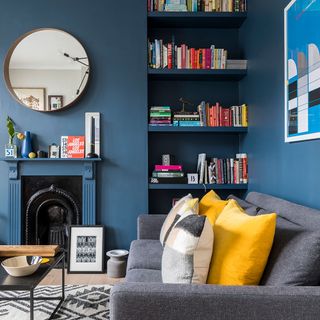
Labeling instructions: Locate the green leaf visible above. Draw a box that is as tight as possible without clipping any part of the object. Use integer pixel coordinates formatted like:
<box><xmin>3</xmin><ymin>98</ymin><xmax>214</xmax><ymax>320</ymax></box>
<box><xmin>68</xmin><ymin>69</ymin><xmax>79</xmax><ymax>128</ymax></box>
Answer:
<box><xmin>6</xmin><ymin>116</ymin><xmax>15</xmax><ymax>138</ymax></box>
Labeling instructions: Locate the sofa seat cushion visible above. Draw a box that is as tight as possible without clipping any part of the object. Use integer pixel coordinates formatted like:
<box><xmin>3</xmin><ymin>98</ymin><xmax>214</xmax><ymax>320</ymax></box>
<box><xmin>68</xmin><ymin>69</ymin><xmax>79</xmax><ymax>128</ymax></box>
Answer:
<box><xmin>127</xmin><ymin>240</ymin><xmax>163</xmax><ymax>271</ymax></box>
<box><xmin>260</xmin><ymin>216</ymin><xmax>320</xmax><ymax>286</ymax></box>
<box><xmin>126</xmin><ymin>269</ymin><xmax>162</xmax><ymax>283</ymax></box>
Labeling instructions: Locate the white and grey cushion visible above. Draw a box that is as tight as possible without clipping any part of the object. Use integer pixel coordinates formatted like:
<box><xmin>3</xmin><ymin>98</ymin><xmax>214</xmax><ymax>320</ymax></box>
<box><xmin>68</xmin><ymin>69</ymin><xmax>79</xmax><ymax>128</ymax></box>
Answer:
<box><xmin>162</xmin><ymin>212</ymin><xmax>213</xmax><ymax>284</ymax></box>
<box><xmin>159</xmin><ymin>194</ymin><xmax>193</xmax><ymax>246</ymax></box>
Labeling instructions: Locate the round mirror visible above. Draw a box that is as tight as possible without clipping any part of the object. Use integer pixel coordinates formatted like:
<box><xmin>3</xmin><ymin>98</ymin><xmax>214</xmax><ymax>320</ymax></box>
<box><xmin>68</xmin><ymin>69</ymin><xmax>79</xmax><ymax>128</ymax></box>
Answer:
<box><xmin>4</xmin><ymin>28</ymin><xmax>90</xmax><ymax>112</ymax></box>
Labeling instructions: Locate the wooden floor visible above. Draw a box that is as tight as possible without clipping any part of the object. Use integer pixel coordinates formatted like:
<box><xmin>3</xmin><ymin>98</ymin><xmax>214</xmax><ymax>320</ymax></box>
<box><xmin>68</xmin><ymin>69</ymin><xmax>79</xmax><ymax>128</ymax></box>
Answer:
<box><xmin>40</xmin><ymin>268</ymin><xmax>124</xmax><ymax>286</ymax></box>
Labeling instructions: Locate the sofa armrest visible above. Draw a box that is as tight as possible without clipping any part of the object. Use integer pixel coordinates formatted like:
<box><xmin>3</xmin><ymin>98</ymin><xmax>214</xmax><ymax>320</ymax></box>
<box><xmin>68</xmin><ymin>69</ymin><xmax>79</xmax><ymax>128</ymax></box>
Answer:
<box><xmin>110</xmin><ymin>283</ymin><xmax>320</xmax><ymax>320</ymax></box>
<box><xmin>137</xmin><ymin>214</ymin><xmax>166</xmax><ymax>240</ymax></box>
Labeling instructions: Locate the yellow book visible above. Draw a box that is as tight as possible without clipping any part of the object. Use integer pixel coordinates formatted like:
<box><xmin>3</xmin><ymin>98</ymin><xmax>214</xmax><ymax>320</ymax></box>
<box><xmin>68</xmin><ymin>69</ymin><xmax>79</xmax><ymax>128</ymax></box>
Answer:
<box><xmin>242</xmin><ymin>104</ymin><xmax>248</xmax><ymax>127</ymax></box>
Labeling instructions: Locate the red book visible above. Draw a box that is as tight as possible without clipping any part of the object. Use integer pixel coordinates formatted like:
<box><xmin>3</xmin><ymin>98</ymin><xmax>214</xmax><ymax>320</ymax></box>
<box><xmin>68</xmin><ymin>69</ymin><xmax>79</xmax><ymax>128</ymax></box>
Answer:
<box><xmin>181</xmin><ymin>44</ymin><xmax>186</xmax><ymax>69</ymax></box>
<box><xmin>221</xmin><ymin>108</ymin><xmax>230</xmax><ymax>127</ymax></box>
<box><xmin>219</xmin><ymin>105</ymin><xmax>222</xmax><ymax>126</ymax></box>
<box><xmin>155</xmin><ymin>165</ymin><xmax>183</xmax><ymax>171</ymax></box>
<box><xmin>168</xmin><ymin>43</ymin><xmax>172</xmax><ymax>69</ymax></box>
<box><xmin>190</xmin><ymin>48</ymin><xmax>195</xmax><ymax>69</ymax></box>
<box><xmin>202</xmin><ymin>49</ymin><xmax>206</xmax><ymax>69</ymax></box>
<box><xmin>209</xmin><ymin>106</ymin><xmax>214</xmax><ymax>127</ymax></box>
<box><xmin>205</xmin><ymin>49</ymin><xmax>211</xmax><ymax>69</ymax></box>
<box><xmin>66</xmin><ymin>136</ymin><xmax>85</xmax><ymax>158</ymax></box>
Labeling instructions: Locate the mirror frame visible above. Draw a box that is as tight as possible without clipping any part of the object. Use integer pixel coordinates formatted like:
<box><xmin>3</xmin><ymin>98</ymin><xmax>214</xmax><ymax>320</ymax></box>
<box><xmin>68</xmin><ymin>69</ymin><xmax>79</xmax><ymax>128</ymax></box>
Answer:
<box><xmin>4</xmin><ymin>28</ymin><xmax>90</xmax><ymax>112</ymax></box>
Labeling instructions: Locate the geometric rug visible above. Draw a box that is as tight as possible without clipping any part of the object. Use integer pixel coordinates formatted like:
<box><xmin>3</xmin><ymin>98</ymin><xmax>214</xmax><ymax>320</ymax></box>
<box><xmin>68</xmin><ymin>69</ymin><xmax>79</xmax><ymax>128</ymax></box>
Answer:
<box><xmin>0</xmin><ymin>285</ymin><xmax>112</xmax><ymax>320</ymax></box>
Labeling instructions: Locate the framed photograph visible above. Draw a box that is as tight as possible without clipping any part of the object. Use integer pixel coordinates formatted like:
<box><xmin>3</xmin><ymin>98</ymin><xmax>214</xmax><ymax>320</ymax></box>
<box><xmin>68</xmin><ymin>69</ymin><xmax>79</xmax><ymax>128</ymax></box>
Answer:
<box><xmin>285</xmin><ymin>0</ymin><xmax>320</xmax><ymax>142</ymax></box>
<box><xmin>49</xmin><ymin>144</ymin><xmax>60</xmax><ymax>158</ymax></box>
<box><xmin>48</xmin><ymin>95</ymin><xmax>63</xmax><ymax>111</ymax></box>
<box><xmin>13</xmin><ymin>87</ymin><xmax>46</xmax><ymax>111</ymax></box>
<box><xmin>68</xmin><ymin>225</ymin><xmax>105</xmax><ymax>274</ymax></box>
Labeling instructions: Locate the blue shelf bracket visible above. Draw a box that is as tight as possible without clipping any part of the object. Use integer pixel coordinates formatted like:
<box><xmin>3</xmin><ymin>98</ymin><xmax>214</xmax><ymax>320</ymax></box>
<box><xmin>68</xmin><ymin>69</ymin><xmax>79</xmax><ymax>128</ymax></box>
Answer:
<box><xmin>83</xmin><ymin>162</ymin><xmax>94</xmax><ymax>180</ymax></box>
<box><xmin>8</xmin><ymin>161</ymin><xmax>18</xmax><ymax>180</ymax></box>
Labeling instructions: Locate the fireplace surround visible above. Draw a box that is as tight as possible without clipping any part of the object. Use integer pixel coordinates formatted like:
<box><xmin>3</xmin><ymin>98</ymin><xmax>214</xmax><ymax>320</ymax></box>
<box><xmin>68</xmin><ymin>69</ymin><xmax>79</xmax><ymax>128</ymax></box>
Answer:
<box><xmin>4</xmin><ymin>158</ymin><xmax>100</xmax><ymax>245</ymax></box>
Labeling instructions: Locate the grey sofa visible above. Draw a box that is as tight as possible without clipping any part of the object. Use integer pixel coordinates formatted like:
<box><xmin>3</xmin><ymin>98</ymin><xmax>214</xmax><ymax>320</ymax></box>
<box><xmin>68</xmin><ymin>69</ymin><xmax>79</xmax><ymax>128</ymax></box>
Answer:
<box><xmin>110</xmin><ymin>192</ymin><xmax>320</xmax><ymax>320</ymax></box>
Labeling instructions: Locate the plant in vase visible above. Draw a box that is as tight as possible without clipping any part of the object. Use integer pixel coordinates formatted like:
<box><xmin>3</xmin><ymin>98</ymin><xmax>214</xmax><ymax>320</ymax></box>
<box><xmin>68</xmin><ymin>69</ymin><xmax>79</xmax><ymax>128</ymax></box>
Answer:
<box><xmin>5</xmin><ymin>117</ymin><xmax>25</xmax><ymax>158</ymax></box>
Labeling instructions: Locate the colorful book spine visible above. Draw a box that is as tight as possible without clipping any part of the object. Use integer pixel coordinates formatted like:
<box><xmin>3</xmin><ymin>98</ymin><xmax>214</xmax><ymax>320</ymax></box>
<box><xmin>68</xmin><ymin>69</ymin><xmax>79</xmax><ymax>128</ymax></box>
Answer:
<box><xmin>155</xmin><ymin>165</ymin><xmax>183</xmax><ymax>171</ymax></box>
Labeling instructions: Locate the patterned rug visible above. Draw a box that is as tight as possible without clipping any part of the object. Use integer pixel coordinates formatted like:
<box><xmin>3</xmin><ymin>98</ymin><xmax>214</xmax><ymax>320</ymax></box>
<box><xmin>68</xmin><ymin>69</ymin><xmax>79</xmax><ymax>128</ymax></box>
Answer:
<box><xmin>0</xmin><ymin>284</ymin><xmax>111</xmax><ymax>319</ymax></box>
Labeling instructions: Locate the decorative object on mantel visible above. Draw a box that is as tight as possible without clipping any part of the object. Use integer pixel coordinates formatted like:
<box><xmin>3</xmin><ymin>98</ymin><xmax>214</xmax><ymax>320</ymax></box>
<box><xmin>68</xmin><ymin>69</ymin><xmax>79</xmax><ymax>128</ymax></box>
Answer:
<box><xmin>37</xmin><ymin>150</ymin><xmax>48</xmax><ymax>158</ymax></box>
<box><xmin>0</xmin><ymin>245</ymin><xmax>60</xmax><ymax>257</ymax></box>
<box><xmin>4</xmin><ymin>28</ymin><xmax>90</xmax><ymax>112</ymax></box>
<box><xmin>85</xmin><ymin>112</ymin><xmax>100</xmax><ymax>158</ymax></box>
<box><xmin>68</xmin><ymin>225</ymin><xmax>104</xmax><ymax>274</ymax></box>
<box><xmin>49</xmin><ymin>143</ymin><xmax>60</xmax><ymax>158</ymax></box>
<box><xmin>5</xmin><ymin>116</ymin><xmax>25</xmax><ymax>159</ymax></box>
<box><xmin>1</xmin><ymin>255</ymin><xmax>42</xmax><ymax>277</ymax></box>
<box><xmin>21</xmin><ymin>130</ymin><xmax>33</xmax><ymax>158</ymax></box>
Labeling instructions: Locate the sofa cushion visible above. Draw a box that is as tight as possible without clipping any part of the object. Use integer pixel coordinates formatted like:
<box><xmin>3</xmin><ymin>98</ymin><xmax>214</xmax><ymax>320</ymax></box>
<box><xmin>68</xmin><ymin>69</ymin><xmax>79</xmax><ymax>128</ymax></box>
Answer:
<box><xmin>127</xmin><ymin>240</ymin><xmax>162</xmax><ymax>271</ymax></box>
<box><xmin>260</xmin><ymin>216</ymin><xmax>320</xmax><ymax>286</ymax></box>
<box><xmin>227</xmin><ymin>194</ymin><xmax>260</xmax><ymax>216</ymax></box>
<box><xmin>207</xmin><ymin>199</ymin><xmax>276</xmax><ymax>285</ymax></box>
<box><xmin>199</xmin><ymin>190</ymin><xmax>229</xmax><ymax>225</ymax></box>
<box><xmin>162</xmin><ymin>210</ymin><xmax>213</xmax><ymax>284</ymax></box>
<box><xmin>126</xmin><ymin>269</ymin><xmax>162</xmax><ymax>283</ymax></box>
<box><xmin>159</xmin><ymin>194</ymin><xmax>194</xmax><ymax>246</ymax></box>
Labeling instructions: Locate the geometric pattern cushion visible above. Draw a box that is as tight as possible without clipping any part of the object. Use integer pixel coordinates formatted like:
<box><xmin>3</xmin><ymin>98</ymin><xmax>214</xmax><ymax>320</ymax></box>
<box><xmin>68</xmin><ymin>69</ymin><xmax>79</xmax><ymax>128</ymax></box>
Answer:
<box><xmin>159</xmin><ymin>194</ymin><xmax>193</xmax><ymax>246</ymax></box>
<box><xmin>162</xmin><ymin>208</ymin><xmax>214</xmax><ymax>284</ymax></box>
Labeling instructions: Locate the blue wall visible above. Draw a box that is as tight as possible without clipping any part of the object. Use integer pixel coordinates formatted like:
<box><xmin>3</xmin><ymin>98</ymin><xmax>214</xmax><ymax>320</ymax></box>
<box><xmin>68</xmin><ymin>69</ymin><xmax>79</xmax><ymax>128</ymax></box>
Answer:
<box><xmin>240</xmin><ymin>0</ymin><xmax>320</xmax><ymax>209</ymax></box>
<box><xmin>0</xmin><ymin>0</ymin><xmax>148</xmax><ymax>249</ymax></box>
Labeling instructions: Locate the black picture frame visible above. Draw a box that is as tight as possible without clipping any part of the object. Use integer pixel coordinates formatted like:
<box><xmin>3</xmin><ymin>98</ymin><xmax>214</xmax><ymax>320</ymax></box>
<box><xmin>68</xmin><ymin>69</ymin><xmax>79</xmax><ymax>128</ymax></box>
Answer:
<box><xmin>67</xmin><ymin>225</ymin><xmax>105</xmax><ymax>274</ymax></box>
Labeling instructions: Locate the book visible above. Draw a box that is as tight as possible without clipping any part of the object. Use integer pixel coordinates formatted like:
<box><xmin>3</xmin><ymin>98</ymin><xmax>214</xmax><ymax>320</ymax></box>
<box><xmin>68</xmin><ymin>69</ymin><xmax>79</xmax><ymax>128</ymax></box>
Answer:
<box><xmin>197</xmin><ymin>153</ymin><xmax>206</xmax><ymax>184</ymax></box>
<box><xmin>61</xmin><ymin>136</ymin><xmax>85</xmax><ymax>159</ymax></box>
<box><xmin>155</xmin><ymin>165</ymin><xmax>183</xmax><ymax>171</ymax></box>
<box><xmin>150</xmin><ymin>177</ymin><xmax>188</xmax><ymax>184</ymax></box>
<box><xmin>152</xmin><ymin>171</ymin><xmax>185</xmax><ymax>178</ymax></box>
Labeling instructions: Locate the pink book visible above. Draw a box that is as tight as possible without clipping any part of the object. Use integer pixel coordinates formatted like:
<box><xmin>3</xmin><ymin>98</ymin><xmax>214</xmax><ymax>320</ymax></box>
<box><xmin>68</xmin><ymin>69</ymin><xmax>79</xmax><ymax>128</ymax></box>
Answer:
<box><xmin>205</xmin><ymin>49</ymin><xmax>211</xmax><ymax>69</ymax></box>
<box><xmin>155</xmin><ymin>165</ymin><xmax>182</xmax><ymax>172</ymax></box>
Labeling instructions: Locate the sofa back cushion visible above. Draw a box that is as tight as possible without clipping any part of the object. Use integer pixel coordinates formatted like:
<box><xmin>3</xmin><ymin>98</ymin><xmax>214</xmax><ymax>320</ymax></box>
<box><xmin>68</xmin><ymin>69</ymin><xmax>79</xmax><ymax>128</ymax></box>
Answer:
<box><xmin>245</xmin><ymin>192</ymin><xmax>320</xmax><ymax>286</ymax></box>
<box><xmin>260</xmin><ymin>216</ymin><xmax>320</xmax><ymax>285</ymax></box>
<box><xmin>159</xmin><ymin>194</ymin><xmax>193</xmax><ymax>246</ymax></box>
<box><xmin>162</xmin><ymin>211</ymin><xmax>213</xmax><ymax>284</ymax></box>
<box><xmin>206</xmin><ymin>199</ymin><xmax>276</xmax><ymax>285</ymax></box>
<box><xmin>227</xmin><ymin>194</ymin><xmax>260</xmax><ymax>216</ymax></box>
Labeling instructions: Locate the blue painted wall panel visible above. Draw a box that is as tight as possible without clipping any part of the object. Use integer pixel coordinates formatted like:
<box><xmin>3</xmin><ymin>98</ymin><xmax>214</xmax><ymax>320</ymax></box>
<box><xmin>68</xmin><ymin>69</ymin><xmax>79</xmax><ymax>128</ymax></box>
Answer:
<box><xmin>0</xmin><ymin>0</ymin><xmax>147</xmax><ymax>249</ymax></box>
<box><xmin>240</xmin><ymin>0</ymin><xmax>320</xmax><ymax>209</ymax></box>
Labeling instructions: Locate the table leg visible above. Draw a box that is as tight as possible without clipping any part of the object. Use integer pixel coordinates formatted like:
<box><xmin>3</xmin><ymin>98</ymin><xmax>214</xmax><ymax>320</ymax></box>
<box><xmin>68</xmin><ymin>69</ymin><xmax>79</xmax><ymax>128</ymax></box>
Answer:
<box><xmin>30</xmin><ymin>289</ymin><xmax>34</xmax><ymax>320</ymax></box>
<box><xmin>62</xmin><ymin>254</ymin><xmax>65</xmax><ymax>301</ymax></box>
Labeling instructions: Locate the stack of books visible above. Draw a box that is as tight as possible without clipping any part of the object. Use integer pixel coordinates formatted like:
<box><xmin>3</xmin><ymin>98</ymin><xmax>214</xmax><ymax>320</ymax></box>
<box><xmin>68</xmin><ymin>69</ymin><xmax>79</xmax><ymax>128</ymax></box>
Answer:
<box><xmin>148</xmin><ymin>0</ymin><xmax>247</xmax><ymax>12</ymax></box>
<box><xmin>150</xmin><ymin>164</ymin><xmax>187</xmax><ymax>184</ymax></box>
<box><xmin>226</xmin><ymin>59</ymin><xmax>247</xmax><ymax>70</ymax></box>
<box><xmin>149</xmin><ymin>106</ymin><xmax>172</xmax><ymax>126</ymax></box>
<box><xmin>173</xmin><ymin>112</ymin><xmax>200</xmax><ymax>126</ymax></box>
<box><xmin>148</xmin><ymin>39</ymin><xmax>227</xmax><ymax>70</ymax></box>
<box><xmin>197</xmin><ymin>101</ymin><xmax>248</xmax><ymax>127</ymax></box>
<box><xmin>197</xmin><ymin>153</ymin><xmax>248</xmax><ymax>184</ymax></box>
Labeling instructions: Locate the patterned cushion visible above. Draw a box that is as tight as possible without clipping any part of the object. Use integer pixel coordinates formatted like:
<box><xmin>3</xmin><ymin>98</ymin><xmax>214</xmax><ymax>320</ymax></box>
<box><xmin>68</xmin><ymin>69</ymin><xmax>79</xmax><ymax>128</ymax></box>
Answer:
<box><xmin>159</xmin><ymin>194</ymin><xmax>193</xmax><ymax>246</ymax></box>
<box><xmin>162</xmin><ymin>207</ymin><xmax>214</xmax><ymax>284</ymax></box>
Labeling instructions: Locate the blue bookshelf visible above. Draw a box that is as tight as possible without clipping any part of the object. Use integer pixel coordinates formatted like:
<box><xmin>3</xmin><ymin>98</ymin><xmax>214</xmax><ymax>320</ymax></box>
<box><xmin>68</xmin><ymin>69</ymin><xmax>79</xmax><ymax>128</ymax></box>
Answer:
<box><xmin>147</xmin><ymin>10</ymin><xmax>248</xmax><ymax>213</ymax></box>
<box><xmin>149</xmin><ymin>184</ymin><xmax>248</xmax><ymax>190</ymax></box>
<box><xmin>148</xmin><ymin>12</ymin><xmax>247</xmax><ymax>28</ymax></box>
<box><xmin>148</xmin><ymin>126</ymin><xmax>247</xmax><ymax>133</ymax></box>
<box><xmin>148</xmin><ymin>68</ymin><xmax>247</xmax><ymax>81</ymax></box>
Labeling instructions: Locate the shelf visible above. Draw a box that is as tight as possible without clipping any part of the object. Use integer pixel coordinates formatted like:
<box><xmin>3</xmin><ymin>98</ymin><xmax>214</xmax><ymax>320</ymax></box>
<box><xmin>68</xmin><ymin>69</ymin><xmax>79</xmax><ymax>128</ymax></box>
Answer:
<box><xmin>148</xmin><ymin>126</ymin><xmax>247</xmax><ymax>133</ymax></box>
<box><xmin>149</xmin><ymin>183</ymin><xmax>248</xmax><ymax>190</ymax></box>
<box><xmin>0</xmin><ymin>158</ymin><xmax>102</xmax><ymax>162</ymax></box>
<box><xmin>148</xmin><ymin>12</ymin><xmax>247</xmax><ymax>28</ymax></box>
<box><xmin>148</xmin><ymin>68</ymin><xmax>247</xmax><ymax>81</ymax></box>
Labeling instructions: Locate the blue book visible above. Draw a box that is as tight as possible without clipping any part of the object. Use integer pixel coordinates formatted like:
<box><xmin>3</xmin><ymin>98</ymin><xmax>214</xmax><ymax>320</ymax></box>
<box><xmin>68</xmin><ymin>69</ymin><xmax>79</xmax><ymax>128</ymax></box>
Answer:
<box><xmin>179</xmin><ymin>121</ymin><xmax>201</xmax><ymax>127</ymax></box>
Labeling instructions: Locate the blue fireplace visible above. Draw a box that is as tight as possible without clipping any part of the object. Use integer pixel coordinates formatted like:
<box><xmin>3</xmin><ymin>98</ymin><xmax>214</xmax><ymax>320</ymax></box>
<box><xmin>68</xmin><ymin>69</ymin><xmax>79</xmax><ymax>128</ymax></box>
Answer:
<box><xmin>4</xmin><ymin>158</ymin><xmax>101</xmax><ymax>245</ymax></box>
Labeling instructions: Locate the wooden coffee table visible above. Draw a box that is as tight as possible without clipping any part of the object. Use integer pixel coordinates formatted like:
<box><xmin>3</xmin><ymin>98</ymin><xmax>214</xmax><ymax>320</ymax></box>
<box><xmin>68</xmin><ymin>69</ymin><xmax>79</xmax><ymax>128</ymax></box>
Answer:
<box><xmin>0</xmin><ymin>251</ymin><xmax>65</xmax><ymax>320</ymax></box>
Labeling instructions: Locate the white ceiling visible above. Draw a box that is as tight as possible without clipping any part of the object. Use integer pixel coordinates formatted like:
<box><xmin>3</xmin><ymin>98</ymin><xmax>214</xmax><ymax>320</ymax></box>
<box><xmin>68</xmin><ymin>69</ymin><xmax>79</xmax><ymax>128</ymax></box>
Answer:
<box><xmin>9</xmin><ymin>29</ymin><xmax>89</xmax><ymax>70</ymax></box>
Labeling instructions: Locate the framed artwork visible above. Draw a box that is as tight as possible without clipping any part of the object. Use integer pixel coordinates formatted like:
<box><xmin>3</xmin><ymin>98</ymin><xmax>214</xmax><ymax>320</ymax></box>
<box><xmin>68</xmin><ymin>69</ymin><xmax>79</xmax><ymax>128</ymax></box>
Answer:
<box><xmin>68</xmin><ymin>226</ymin><xmax>105</xmax><ymax>274</ymax></box>
<box><xmin>48</xmin><ymin>95</ymin><xmax>63</xmax><ymax>111</ymax></box>
<box><xmin>13</xmin><ymin>87</ymin><xmax>46</xmax><ymax>111</ymax></box>
<box><xmin>49</xmin><ymin>144</ymin><xmax>60</xmax><ymax>158</ymax></box>
<box><xmin>285</xmin><ymin>0</ymin><xmax>320</xmax><ymax>142</ymax></box>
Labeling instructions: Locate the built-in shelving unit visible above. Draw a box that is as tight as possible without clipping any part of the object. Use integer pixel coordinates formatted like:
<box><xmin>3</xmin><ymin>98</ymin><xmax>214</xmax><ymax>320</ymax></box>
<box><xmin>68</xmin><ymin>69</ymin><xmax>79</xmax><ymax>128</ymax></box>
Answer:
<box><xmin>147</xmin><ymin>10</ymin><xmax>248</xmax><ymax>213</ymax></box>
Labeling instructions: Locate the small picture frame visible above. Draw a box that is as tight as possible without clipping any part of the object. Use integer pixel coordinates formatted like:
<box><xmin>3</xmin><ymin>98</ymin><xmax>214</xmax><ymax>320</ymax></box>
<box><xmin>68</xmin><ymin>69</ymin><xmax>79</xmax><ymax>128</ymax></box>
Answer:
<box><xmin>68</xmin><ymin>225</ymin><xmax>105</xmax><ymax>274</ymax></box>
<box><xmin>48</xmin><ymin>95</ymin><xmax>63</xmax><ymax>111</ymax></box>
<box><xmin>49</xmin><ymin>144</ymin><xmax>60</xmax><ymax>158</ymax></box>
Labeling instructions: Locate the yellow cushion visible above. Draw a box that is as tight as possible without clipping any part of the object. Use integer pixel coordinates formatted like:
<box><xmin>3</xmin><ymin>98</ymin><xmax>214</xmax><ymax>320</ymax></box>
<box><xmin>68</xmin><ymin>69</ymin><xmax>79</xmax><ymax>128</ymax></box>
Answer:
<box><xmin>207</xmin><ymin>199</ymin><xmax>276</xmax><ymax>285</ymax></box>
<box><xmin>199</xmin><ymin>190</ymin><xmax>229</xmax><ymax>225</ymax></box>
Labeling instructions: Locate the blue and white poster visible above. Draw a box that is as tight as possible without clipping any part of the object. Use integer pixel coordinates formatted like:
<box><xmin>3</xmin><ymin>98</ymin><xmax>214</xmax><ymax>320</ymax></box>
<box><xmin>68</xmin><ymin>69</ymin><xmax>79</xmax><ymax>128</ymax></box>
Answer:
<box><xmin>285</xmin><ymin>0</ymin><xmax>320</xmax><ymax>142</ymax></box>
